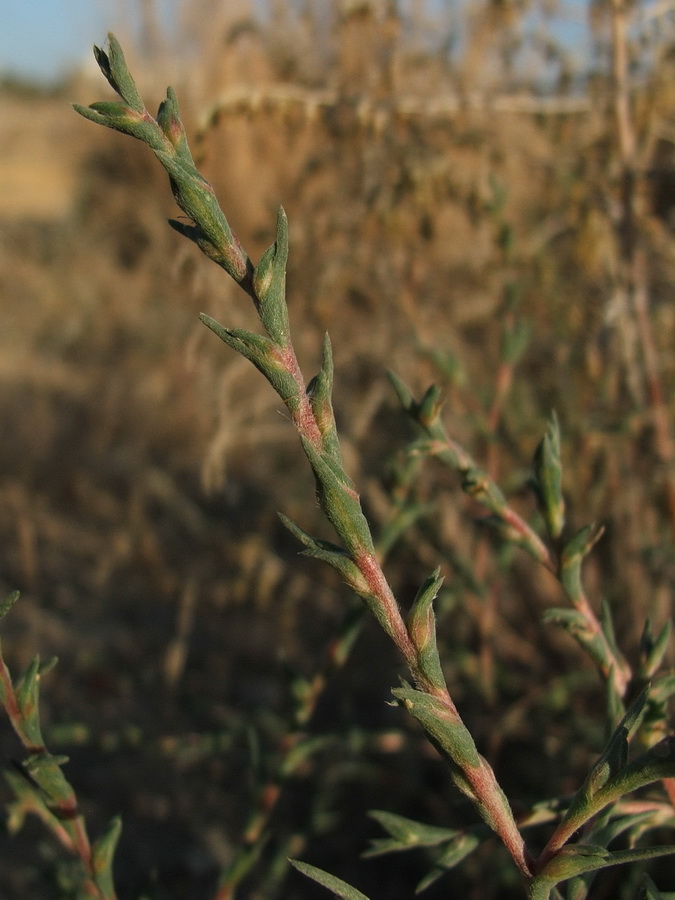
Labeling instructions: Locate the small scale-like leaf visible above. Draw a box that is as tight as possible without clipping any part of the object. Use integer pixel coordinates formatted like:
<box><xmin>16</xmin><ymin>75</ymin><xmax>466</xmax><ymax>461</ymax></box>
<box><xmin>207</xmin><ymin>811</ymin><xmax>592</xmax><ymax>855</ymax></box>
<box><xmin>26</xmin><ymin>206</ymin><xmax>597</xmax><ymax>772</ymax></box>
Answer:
<box><xmin>200</xmin><ymin>316</ymin><xmax>302</xmax><ymax>409</ymax></box>
<box><xmin>533</xmin><ymin>411</ymin><xmax>565</xmax><ymax>540</ymax></box>
<box><xmin>252</xmin><ymin>206</ymin><xmax>291</xmax><ymax>346</ymax></box>
<box><xmin>3</xmin><ymin>766</ymin><xmax>51</xmax><ymax>834</ymax></box>
<box><xmin>92</xmin><ymin>815</ymin><xmax>122</xmax><ymax>895</ymax></box>
<box><xmin>601</xmin><ymin>735</ymin><xmax>675</xmax><ymax>799</ymax></box>
<box><xmin>390</xmin><ymin>685</ymin><xmax>523</xmax><ymax>845</ymax></box>
<box><xmin>100</xmin><ymin>33</ymin><xmax>145</xmax><ymax>112</ymax></box>
<box><xmin>307</xmin><ymin>335</ymin><xmax>344</xmax><ymax>467</ymax></box>
<box><xmin>156</xmin><ymin>87</ymin><xmax>194</xmax><ymax>165</ymax></box>
<box><xmin>640</xmin><ymin>620</ymin><xmax>672</xmax><ymax>679</ymax></box>
<box><xmin>543</xmin><ymin>606</ymin><xmax>615</xmax><ymax>681</ymax></box>
<box><xmin>480</xmin><ymin>513</ymin><xmax>551</xmax><ymax>565</ymax></box>
<box><xmin>650</xmin><ymin>672</ymin><xmax>675</xmax><ymax>706</ymax></box>
<box><xmin>291</xmin><ymin>861</ymin><xmax>372</xmax><ymax>900</ymax></box>
<box><xmin>542</xmin><ymin>607</ymin><xmax>595</xmax><ymax>639</ymax></box>
<box><xmin>417</xmin><ymin>384</ymin><xmax>443</xmax><ymax>428</ymax></box>
<box><xmin>366</xmin><ymin>810</ymin><xmax>459</xmax><ymax>854</ymax></box>
<box><xmin>279</xmin><ymin>514</ymin><xmax>375</xmax><ymax>602</ymax></box>
<box><xmin>599</xmin><ymin>598</ymin><xmax>629</xmax><ymax>681</ymax></box>
<box><xmin>588</xmin><ymin>809</ymin><xmax>663</xmax><ymax>850</ymax></box>
<box><xmin>154</xmin><ymin>151</ymin><xmax>246</xmax><ymax>278</ymax></box>
<box><xmin>415</xmin><ymin>832</ymin><xmax>481</xmax><ymax>892</ymax></box>
<box><xmin>407</xmin><ymin>569</ymin><xmax>446</xmax><ymax>691</ymax></box>
<box><xmin>299</xmin><ymin>436</ymin><xmax>375</xmax><ymax>556</ymax></box>
<box><xmin>559</xmin><ymin>687</ymin><xmax>649</xmax><ymax>826</ymax></box>
<box><xmin>462</xmin><ymin>468</ymin><xmax>508</xmax><ymax>514</ymax></box>
<box><xmin>14</xmin><ymin>657</ymin><xmax>45</xmax><ymax>750</ymax></box>
<box><xmin>387</xmin><ymin>370</ymin><xmax>415</xmax><ymax>412</ymax></box>
<box><xmin>392</xmin><ymin>686</ymin><xmax>481</xmax><ymax>771</ymax></box>
<box><xmin>388</xmin><ymin>375</ymin><xmax>446</xmax><ymax>433</ymax></box>
<box><xmin>73</xmin><ymin>101</ymin><xmax>166</xmax><ymax>150</ymax></box>
<box><xmin>280</xmin><ymin>735</ymin><xmax>332</xmax><ymax>778</ymax></box>
<box><xmin>536</xmin><ymin>844</ymin><xmax>610</xmax><ymax>883</ymax></box>
<box><xmin>22</xmin><ymin>753</ymin><xmax>75</xmax><ymax>813</ymax></box>
<box><xmin>560</xmin><ymin>524</ymin><xmax>605</xmax><ymax>601</ymax></box>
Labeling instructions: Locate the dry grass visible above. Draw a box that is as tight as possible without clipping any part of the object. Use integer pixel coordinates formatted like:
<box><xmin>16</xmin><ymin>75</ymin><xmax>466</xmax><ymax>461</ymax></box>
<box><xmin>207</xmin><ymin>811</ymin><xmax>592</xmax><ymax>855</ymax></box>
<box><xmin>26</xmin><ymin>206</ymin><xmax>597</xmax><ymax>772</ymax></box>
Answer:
<box><xmin>0</xmin><ymin>3</ymin><xmax>673</xmax><ymax>897</ymax></box>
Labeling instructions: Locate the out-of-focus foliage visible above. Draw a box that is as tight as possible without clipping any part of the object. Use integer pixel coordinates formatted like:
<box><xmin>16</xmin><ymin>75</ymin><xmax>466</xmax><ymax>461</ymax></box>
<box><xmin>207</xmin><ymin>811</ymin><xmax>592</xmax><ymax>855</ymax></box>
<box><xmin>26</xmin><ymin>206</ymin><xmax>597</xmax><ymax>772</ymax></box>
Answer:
<box><xmin>0</xmin><ymin>2</ymin><xmax>673</xmax><ymax>898</ymax></box>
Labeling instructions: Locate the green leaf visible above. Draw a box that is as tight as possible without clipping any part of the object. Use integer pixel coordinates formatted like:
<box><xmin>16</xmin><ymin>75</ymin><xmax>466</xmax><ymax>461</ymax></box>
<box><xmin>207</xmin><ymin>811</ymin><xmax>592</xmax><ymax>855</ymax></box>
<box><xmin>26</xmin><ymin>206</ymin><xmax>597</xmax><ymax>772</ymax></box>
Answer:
<box><xmin>388</xmin><ymin>374</ymin><xmax>444</xmax><ymax>432</ymax></box>
<box><xmin>366</xmin><ymin>810</ymin><xmax>459</xmax><ymax>854</ymax></box>
<box><xmin>433</xmin><ymin>830</ymin><xmax>481</xmax><ymax>867</ymax></box>
<box><xmin>278</xmin><ymin>514</ymin><xmax>375</xmax><ymax>603</ymax></box>
<box><xmin>535</xmin><ymin>844</ymin><xmax>610</xmax><ymax>884</ymax></box>
<box><xmin>542</xmin><ymin>607</ymin><xmax>596</xmax><ymax>641</ymax></box>
<box><xmin>73</xmin><ymin>100</ymin><xmax>165</xmax><ymax>149</ymax></box>
<box><xmin>280</xmin><ymin>735</ymin><xmax>332</xmax><ymax>778</ymax></box>
<box><xmin>307</xmin><ymin>334</ymin><xmax>344</xmax><ymax>468</ymax></box>
<box><xmin>560</xmin><ymin>524</ymin><xmax>604</xmax><ymax>601</ymax></box>
<box><xmin>199</xmin><ymin>316</ymin><xmax>302</xmax><ymax>411</ymax></box>
<box><xmin>542</xmin><ymin>606</ymin><xmax>617</xmax><ymax>681</ymax></box>
<box><xmin>601</xmin><ymin>735</ymin><xmax>675</xmax><ymax>799</ymax></box>
<box><xmin>365</xmin><ymin>813</ymin><xmax>482</xmax><ymax>894</ymax></box>
<box><xmin>587</xmin><ymin>809</ymin><xmax>664</xmax><ymax>850</ymax></box>
<box><xmin>392</xmin><ymin>686</ymin><xmax>523</xmax><ymax>846</ymax></box>
<box><xmin>299</xmin><ymin>436</ymin><xmax>375</xmax><ymax>556</ymax></box>
<box><xmin>387</xmin><ymin>370</ymin><xmax>415</xmax><ymax>413</ymax></box>
<box><xmin>14</xmin><ymin>657</ymin><xmax>45</xmax><ymax>751</ymax></box>
<box><xmin>651</xmin><ymin>672</ymin><xmax>675</xmax><ymax>705</ymax></box>
<box><xmin>537</xmin><ymin>844</ymin><xmax>675</xmax><ymax>888</ymax></box>
<box><xmin>640</xmin><ymin>620</ymin><xmax>672</xmax><ymax>679</ymax></box>
<box><xmin>252</xmin><ymin>206</ymin><xmax>291</xmax><ymax>346</ymax></box>
<box><xmin>290</xmin><ymin>860</ymin><xmax>372</xmax><ymax>900</ymax></box>
<box><xmin>92</xmin><ymin>815</ymin><xmax>122</xmax><ymax>894</ymax></box>
<box><xmin>462</xmin><ymin>467</ymin><xmax>508</xmax><ymax>514</ymax></box>
<box><xmin>94</xmin><ymin>33</ymin><xmax>145</xmax><ymax>113</ymax></box>
<box><xmin>599</xmin><ymin>598</ymin><xmax>628</xmax><ymax>686</ymax></box>
<box><xmin>533</xmin><ymin>411</ymin><xmax>565</xmax><ymax>540</ymax></box>
<box><xmin>155</xmin><ymin>151</ymin><xmax>251</xmax><ymax>282</ymax></box>
<box><xmin>415</xmin><ymin>832</ymin><xmax>481</xmax><ymax>892</ymax></box>
<box><xmin>556</xmin><ymin>734</ymin><xmax>675</xmax><ymax>851</ymax></box>
<box><xmin>156</xmin><ymin>87</ymin><xmax>195</xmax><ymax>165</ymax></box>
<box><xmin>392</xmin><ymin>686</ymin><xmax>480</xmax><ymax>769</ymax></box>
<box><xmin>560</xmin><ymin>688</ymin><xmax>649</xmax><ymax>825</ymax></box>
<box><xmin>407</xmin><ymin>569</ymin><xmax>446</xmax><ymax>691</ymax></box>
<box><xmin>3</xmin><ymin>766</ymin><xmax>52</xmax><ymax>834</ymax></box>
<box><xmin>417</xmin><ymin>384</ymin><xmax>443</xmax><ymax>428</ymax></box>
<box><xmin>22</xmin><ymin>753</ymin><xmax>75</xmax><ymax>808</ymax></box>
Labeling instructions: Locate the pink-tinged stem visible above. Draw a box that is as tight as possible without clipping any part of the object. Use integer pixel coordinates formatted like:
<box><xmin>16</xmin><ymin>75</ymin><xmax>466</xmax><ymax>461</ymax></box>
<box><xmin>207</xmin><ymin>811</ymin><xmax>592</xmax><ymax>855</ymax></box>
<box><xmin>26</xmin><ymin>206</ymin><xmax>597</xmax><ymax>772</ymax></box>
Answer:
<box><xmin>354</xmin><ymin>548</ymin><xmax>418</xmax><ymax>669</ymax></box>
<box><xmin>570</xmin><ymin>586</ymin><xmax>631</xmax><ymax>697</ymax></box>
<box><xmin>465</xmin><ymin>758</ymin><xmax>533</xmax><ymax>877</ymax></box>
<box><xmin>274</xmin><ymin>344</ymin><xmax>323</xmax><ymax>447</ymax></box>
<box><xmin>499</xmin><ymin>505</ymin><xmax>556</xmax><ymax>571</ymax></box>
<box><xmin>354</xmin><ymin>548</ymin><xmax>533</xmax><ymax>877</ymax></box>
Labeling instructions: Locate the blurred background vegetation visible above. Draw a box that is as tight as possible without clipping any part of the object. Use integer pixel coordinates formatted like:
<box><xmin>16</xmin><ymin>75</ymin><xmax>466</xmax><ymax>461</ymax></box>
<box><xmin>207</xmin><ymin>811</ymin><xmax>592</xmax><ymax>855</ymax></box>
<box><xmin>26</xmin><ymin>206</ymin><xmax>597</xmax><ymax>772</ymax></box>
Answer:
<box><xmin>0</xmin><ymin>0</ymin><xmax>674</xmax><ymax>897</ymax></box>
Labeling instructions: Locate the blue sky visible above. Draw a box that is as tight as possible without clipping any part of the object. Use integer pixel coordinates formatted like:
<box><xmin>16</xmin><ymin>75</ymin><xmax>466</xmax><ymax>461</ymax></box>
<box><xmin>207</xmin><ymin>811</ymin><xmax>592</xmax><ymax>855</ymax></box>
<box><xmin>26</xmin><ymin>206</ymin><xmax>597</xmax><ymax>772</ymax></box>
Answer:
<box><xmin>1</xmin><ymin>0</ymin><xmax>591</xmax><ymax>86</ymax></box>
<box><xmin>0</xmin><ymin>1</ymin><xmax>113</xmax><ymax>82</ymax></box>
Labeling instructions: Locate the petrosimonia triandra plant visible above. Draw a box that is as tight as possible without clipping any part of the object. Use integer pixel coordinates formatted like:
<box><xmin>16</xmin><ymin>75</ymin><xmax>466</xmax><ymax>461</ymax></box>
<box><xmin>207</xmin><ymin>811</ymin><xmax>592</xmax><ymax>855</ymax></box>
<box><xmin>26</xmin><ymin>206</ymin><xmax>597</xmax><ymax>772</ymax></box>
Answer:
<box><xmin>64</xmin><ymin>33</ymin><xmax>675</xmax><ymax>899</ymax></box>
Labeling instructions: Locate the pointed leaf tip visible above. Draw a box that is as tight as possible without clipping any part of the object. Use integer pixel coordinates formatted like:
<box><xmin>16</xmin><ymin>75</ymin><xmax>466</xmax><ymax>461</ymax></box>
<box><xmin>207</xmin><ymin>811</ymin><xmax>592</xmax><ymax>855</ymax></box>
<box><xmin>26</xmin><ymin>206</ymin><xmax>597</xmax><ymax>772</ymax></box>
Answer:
<box><xmin>290</xmin><ymin>860</ymin><xmax>372</xmax><ymax>900</ymax></box>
